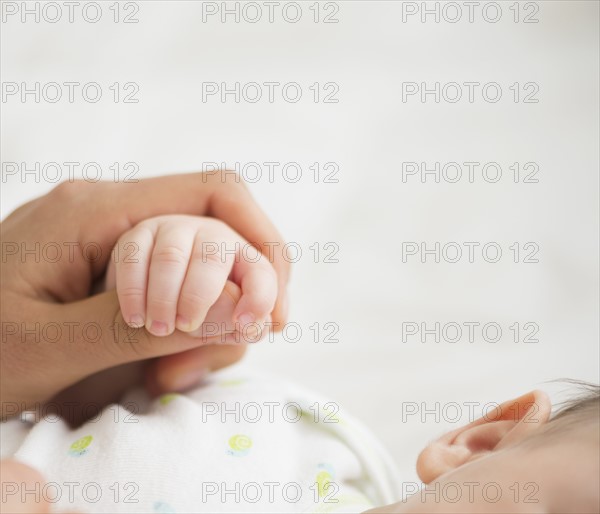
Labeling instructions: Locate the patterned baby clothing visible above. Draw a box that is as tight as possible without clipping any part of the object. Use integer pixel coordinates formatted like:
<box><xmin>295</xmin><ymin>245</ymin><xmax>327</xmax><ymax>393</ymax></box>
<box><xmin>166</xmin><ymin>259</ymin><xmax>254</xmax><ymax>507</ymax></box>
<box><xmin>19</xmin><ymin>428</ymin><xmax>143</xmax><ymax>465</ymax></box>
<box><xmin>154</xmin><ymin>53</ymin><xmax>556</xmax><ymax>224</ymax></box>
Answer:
<box><xmin>1</xmin><ymin>364</ymin><xmax>402</xmax><ymax>513</ymax></box>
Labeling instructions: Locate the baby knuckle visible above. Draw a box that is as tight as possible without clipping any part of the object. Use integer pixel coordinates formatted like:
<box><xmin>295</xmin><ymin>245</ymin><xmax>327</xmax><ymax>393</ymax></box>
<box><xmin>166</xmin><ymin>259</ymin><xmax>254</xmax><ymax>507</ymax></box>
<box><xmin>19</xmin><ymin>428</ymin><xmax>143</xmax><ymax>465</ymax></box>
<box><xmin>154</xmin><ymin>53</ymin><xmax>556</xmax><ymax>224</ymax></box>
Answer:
<box><xmin>147</xmin><ymin>296</ymin><xmax>177</xmax><ymax>309</ymax></box>
<box><xmin>153</xmin><ymin>246</ymin><xmax>188</xmax><ymax>266</ymax></box>
<box><xmin>179</xmin><ymin>290</ymin><xmax>213</xmax><ymax>310</ymax></box>
<box><xmin>192</xmin><ymin>246</ymin><xmax>226</xmax><ymax>267</ymax></box>
<box><xmin>118</xmin><ymin>286</ymin><xmax>145</xmax><ymax>299</ymax></box>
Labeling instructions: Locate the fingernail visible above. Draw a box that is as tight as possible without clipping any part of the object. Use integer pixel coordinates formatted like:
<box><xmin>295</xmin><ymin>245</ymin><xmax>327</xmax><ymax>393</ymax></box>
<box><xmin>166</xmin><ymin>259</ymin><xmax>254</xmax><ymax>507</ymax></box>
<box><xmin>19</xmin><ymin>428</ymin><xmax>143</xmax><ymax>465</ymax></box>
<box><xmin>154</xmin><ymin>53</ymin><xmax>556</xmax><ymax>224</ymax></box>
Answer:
<box><xmin>171</xmin><ymin>368</ymin><xmax>208</xmax><ymax>391</ymax></box>
<box><xmin>237</xmin><ymin>313</ymin><xmax>255</xmax><ymax>327</ymax></box>
<box><xmin>129</xmin><ymin>314</ymin><xmax>145</xmax><ymax>328</ymax></box>
<box><xmin>175</xmin><ymin>315</ymin><xmax>195</xmax><ymax>332</ymax></box>
<box><xmin>148</xmin><ymin>320</ymin><xmax>169</xmax><ymax>336</ymax></box>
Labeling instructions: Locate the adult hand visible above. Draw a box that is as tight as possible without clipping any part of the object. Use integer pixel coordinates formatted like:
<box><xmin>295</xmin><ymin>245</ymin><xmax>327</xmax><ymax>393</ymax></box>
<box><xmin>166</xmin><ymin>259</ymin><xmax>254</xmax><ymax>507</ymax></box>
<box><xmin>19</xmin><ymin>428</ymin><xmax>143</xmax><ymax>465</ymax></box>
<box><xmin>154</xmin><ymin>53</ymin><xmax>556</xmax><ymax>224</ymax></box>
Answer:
<box><xmin>0</xmin><ymin>459</ymin><xmax>83</xmax><ymax>514</ymax></box>
<box><xmin>1</xmin><ymin>172</ymin><xmax>290</xmax><ymax>419</ymax></box>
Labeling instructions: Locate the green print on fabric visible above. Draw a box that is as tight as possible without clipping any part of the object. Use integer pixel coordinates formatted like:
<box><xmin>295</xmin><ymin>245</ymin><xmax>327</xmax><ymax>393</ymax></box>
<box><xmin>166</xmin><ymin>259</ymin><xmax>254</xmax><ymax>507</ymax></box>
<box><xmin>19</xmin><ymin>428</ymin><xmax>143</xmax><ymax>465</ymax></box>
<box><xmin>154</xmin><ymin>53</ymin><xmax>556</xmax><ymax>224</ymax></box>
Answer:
<box><xmin>227</xmin><ymin>434</ymin><xmax>252</xmax><ymax>457</ymax></box>
<box><xmin>159</xmin><ymin>393</ymin><xmax>180</xmax><ymax>406</ymax></box>
<box><xmin>316</xmin><ymin>463</ymin><xmax>336</xmax><ymax>498</ymax></box>
<box><xmin>311</xmin><ymin>494</ymin><xmax>372</xmax><ymax>513</ymax></box>
<box><xmin>153</xmin><ymin>500</ymin><xmax>177</xmax><ymax>513</ymax></box>
<box><xmin>68</xmin><ymin>435</ymin><xmax>93</xmax><ymax>457</ymax></box>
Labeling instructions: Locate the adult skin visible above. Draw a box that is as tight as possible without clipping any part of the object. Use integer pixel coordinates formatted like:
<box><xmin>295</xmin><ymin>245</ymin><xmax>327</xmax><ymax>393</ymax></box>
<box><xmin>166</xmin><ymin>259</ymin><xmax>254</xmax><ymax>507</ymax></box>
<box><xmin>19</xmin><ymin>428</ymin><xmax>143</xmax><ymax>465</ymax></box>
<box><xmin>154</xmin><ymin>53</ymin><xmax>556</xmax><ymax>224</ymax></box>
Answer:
<box><xmin>0</xmin><ymin>171</ymin><xmax>290</xmax><ymax>420</ymax></box>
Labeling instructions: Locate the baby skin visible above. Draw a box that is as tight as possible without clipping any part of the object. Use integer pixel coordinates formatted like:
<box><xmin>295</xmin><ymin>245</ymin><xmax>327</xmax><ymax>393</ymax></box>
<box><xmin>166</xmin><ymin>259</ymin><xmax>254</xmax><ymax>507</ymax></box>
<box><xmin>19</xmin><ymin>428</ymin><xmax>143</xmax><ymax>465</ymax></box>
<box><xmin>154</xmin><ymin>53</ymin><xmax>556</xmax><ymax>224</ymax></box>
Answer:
<box><xmin>105</xmin><ymin>214</ymin><xmax>277</xmax><ymax>337</ymax></box>
<box><xmin>85</xmin><ymin>214</ymin><xmax>600</xmax><ymax>513</ymax></box>
<box><xmin>367</xmin><ymin>389</ymin><xmax>599</xmax><ymax>513</ymax></box>
<box><xmin>103</xmin><ymin>214</ymin><xmax>279</xmax><ymax>392</ymax></box>
<box><xmin>2</xmin><ymin>215</ymin><xmax>598</xmax><ymax>514</ymax></box>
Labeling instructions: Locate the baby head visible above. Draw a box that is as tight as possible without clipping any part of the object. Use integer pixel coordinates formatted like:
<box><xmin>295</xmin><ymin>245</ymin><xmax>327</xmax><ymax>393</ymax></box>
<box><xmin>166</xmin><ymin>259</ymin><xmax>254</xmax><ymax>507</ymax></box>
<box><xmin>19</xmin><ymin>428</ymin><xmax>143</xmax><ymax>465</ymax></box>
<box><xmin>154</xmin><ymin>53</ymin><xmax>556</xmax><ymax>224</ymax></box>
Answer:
<box><xmin>368</xmin><ymin>382</ymin><xmax>599</xmax><ymax>513</ymax></box>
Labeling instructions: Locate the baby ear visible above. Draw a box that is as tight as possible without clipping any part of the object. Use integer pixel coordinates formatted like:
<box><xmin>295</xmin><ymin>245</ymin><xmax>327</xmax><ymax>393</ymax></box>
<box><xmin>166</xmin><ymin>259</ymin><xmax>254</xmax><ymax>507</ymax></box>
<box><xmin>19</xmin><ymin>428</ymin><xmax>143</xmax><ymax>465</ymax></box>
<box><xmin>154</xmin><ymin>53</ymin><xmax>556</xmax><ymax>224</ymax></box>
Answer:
<box><xmin>416</xmin><ymin>390</ymin><xmax>552</xmax><ymax>484</ymax></box>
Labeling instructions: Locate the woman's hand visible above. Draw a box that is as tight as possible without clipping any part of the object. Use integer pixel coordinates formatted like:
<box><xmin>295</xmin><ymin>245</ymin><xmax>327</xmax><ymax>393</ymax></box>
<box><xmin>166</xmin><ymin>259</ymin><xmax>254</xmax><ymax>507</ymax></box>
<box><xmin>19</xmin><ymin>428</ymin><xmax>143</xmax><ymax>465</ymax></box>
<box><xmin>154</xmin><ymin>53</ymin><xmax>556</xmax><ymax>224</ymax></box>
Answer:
<box><xmin>1</xmin><ymin>172</ymin><xmax>290</xmax><ymax>419</ymax></box>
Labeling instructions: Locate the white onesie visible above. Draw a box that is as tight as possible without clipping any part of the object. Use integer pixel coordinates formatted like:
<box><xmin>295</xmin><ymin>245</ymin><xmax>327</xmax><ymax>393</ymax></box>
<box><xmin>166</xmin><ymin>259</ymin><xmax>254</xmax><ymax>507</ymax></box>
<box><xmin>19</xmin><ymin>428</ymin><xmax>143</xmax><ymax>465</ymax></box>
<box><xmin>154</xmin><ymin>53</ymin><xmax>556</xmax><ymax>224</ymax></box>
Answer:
<box><xmin>1</xmin><ymin>364</ymin><xmax>402</xmax><ymax>513</ymax></box>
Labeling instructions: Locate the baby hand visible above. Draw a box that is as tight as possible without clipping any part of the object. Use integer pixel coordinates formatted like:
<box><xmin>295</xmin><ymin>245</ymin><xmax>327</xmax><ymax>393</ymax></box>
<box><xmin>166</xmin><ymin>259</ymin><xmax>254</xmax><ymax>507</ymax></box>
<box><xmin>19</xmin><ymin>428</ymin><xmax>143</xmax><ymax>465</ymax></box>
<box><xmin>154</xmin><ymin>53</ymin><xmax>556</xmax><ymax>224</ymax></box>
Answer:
<box><xmin>105</xmin><ymin>215</ymin><xmax>277</xmax><ymax>337</ymax></box>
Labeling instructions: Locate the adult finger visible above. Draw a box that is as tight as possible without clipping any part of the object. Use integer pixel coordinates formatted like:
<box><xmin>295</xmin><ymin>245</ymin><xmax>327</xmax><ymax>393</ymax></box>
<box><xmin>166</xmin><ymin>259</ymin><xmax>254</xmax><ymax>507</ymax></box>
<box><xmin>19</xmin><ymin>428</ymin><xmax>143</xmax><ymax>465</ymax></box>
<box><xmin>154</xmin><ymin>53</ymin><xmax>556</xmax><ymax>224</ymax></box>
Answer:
<box><xmin>0</xmin><ymin>460</ymin><xmax>50</xmax><ymax>514</ymax></box>
<box><xmin>146</xmin><ymin>344</ymin><xmax>248</xmax><ymax>396</ymax></box>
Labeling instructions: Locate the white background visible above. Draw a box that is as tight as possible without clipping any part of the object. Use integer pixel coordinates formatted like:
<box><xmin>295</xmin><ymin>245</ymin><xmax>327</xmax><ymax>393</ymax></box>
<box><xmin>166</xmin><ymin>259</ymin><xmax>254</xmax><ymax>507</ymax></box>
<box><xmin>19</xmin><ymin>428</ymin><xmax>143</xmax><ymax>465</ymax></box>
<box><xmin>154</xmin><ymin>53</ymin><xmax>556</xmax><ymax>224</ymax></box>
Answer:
<box><xmin>2</xmin><ymin>1</ymin><xmax>599</xmax><ymax>483</ymax></box>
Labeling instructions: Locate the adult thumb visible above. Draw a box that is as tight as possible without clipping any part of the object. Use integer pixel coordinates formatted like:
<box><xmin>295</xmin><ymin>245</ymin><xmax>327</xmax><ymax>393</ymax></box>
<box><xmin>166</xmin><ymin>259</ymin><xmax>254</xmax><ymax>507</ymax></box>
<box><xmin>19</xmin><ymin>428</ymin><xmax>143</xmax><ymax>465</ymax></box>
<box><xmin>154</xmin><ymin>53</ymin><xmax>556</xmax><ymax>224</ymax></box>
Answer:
<box><xmin>42</xmin><ymin>286</ymin><xmax>240</xmax><ymax>398</ymax></box>
<box><xmin>0</xmin><ymin>459</ymin><xmax>50</xmax><ymax>514</ymax></box>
